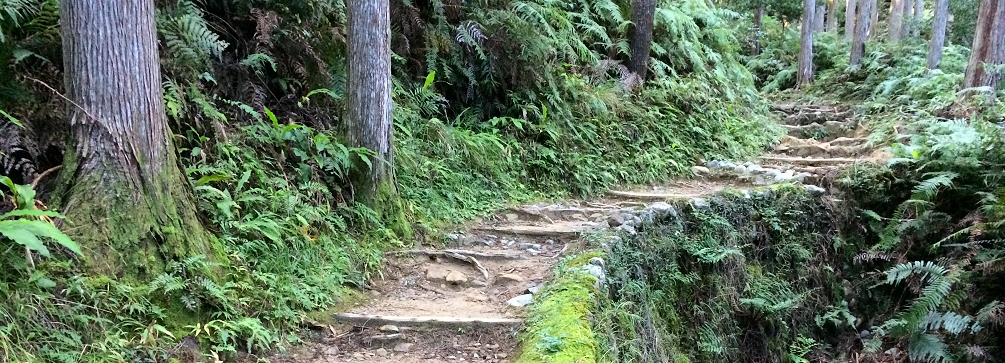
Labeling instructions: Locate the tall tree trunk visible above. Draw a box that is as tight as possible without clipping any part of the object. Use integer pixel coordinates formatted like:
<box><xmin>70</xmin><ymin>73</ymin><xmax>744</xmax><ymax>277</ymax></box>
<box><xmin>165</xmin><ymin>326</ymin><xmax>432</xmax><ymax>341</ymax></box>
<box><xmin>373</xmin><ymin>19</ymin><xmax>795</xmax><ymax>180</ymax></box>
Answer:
<box><xmin>986</xmin><ymin>0</ymin><xmax>1005</xmax><ymax>88</ymax></box>
<box><xmin>852</xmin><ymin>0</ymin><xmax>875</xmax><ymax>66</ymax></box>
<box><xmin>58</xmin><ymin>0</ymin><xmax>222</xmax><ymax>277</ymax></box>
<box><xmin>799</xmin><ymin>0</ymin><xmax>816</xmax><ymax>86</ymax></box>
<box><xmin>753</xmin><ymin>3</ymin><xmax>765</xmax><ymax>55</ymax></box>
<box><xmin>869</xmin><ymin>0</ymin><xmax>880</xmax><ymax>38</ymax></box>
<box><xmin>890</xmin><ymin>0</ymin><xmax>906</xmax><ymax>41</ymax></box>
<box><xmin>901</xmin><ymin>0</ymin><xmax>914</xmax><ymax>37</ymax></box>
<box><xmin>827</xmin><ymin>0</ymin><xmax>842</xmax><ymax>32</ymax></box>
<box><xmin>913</xmin><ymin>0</ymin><xmax>924</xmax><ymax>37</ymax></box>
<box><xmin>816</xmin><ymin>4</ymin><xmax>827</xmax><ymax>31</ymax></box>
<box><xmin>346</xmin><ymin>0</ymin><xmax>412</xmax><ymax>238</ymax></box>
<box><xmin>629</xmin><ymin>0</ymin><xmax>658</xmax><ymax>81</ymax></box>
<box><xmin>846</xmin><ymin>0</ymin><xmax>859</xmax><ymax>39</ymax></box>
<box><xmin>927</xmin><ymin>0</ymin><xmax>949</xmax><ymax>69</ymax></box>
<box><xmin>964</xmin><ymin>0</ymin><xmax>999</xmax><ymax>88</ymax></box>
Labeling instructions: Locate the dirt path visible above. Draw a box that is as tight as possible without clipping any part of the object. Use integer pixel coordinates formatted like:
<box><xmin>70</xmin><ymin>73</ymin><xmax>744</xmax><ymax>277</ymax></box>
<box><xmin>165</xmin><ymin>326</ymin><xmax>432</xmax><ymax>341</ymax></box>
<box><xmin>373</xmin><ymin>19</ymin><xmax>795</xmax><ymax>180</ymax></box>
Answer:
<box><xmin>269</xmin><ymin>103</ymin><xmax>880</xmax><ymax>363</ymax></box>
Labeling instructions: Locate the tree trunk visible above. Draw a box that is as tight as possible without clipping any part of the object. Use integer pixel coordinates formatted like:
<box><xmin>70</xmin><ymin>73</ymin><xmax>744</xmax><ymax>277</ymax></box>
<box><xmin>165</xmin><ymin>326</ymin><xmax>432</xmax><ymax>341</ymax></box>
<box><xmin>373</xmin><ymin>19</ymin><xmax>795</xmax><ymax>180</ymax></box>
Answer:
<box><xmin>869</xmin><ymin>0</ymin><xmax>880</xmax><ymax>38</ymax></box>
<box><xmin>346</xmin><ymin>0</ymin><xmax>412</xmax><ymax>238</ymax></box>
<box><xmin>753</xmin><ymin>3</ymin><xmax>765</xmax><ymax>55</ymax></box>
<box><xmin>890</xmin><ymin>0</ymin><xmax>906</xmax><ymax>41</ymax></box>
<box><xmin>964</xmin><ymin>0</ymin><xmax>999</xmax><ymax>88</ymax></box>
<box><xmin>629</xmin><ymin>0</ymin><xmax>658</xmax><ymax>81</ymax></box>
<box><xmin>58</xmin><ymin>0</ymin><xmax>222</xmax><ymax>277</ymax></box>
<box><xmin>901</xmin><ymin>0</ymin><xmax>914</xmax><ymax>38</ymax></box>
<box><xmin>846</xmin><ymin>0</ymin><xmax>859</xmax><ymax>39</ymax></box>
<box><xmin>816</xmin><ymin>4</ymin><xmax>827</xmax><ymax>31</ymax></box>
<box><xmin>986</xmin><ymin>0</ymin><xmax>1005</xmax><ymax>88</ymax></box>
<box><xmin>913</xmin><ymin>0</ymin><xmax>924</xmax><ymax>37</ymax></box>
<box><xmin>852</xmin><ymin>0</ymin><xmax>875</xmax><ymax>66</ymax></box>
<box><xmin>827</xmin><ymin>0</ymin><xmax>842</xmax><ymax>32</ymax></box>
<box><xmin>798</xmin><ymin>0</ymin><xmax>816</xmax><ymax>86</ymax></box>
<box><xmin>927</xmin><ymin>0</ymin><xmax>949</xmax><ymax>69</ymax></box>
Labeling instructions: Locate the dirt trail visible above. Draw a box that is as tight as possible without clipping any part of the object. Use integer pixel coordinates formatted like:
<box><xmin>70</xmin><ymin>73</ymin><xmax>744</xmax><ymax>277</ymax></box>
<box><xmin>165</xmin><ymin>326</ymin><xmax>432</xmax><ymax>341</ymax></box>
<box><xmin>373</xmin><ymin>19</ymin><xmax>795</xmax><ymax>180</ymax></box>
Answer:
<box><xmin>270</xmin><ymin>103</ymin><xmax>879</xmax><ymax>363</ymax></box>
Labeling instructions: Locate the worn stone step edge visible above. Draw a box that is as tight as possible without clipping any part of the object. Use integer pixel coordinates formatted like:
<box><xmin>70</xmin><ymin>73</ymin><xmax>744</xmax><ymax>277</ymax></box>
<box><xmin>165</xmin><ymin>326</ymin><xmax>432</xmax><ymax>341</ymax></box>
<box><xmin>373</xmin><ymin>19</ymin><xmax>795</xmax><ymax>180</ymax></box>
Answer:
<box><xmin>605</xmin><ymin>190</ymin><xmax>704</xmax><ymax>200</ymax></box>
<box><xmin>335</xmin><ymin>313</ymin><xmax>523</xmax><ymax>327</ymax></box>
<box><xmin>759</xmin><ymin>156</ymin><xmax>869</xmax><ymax>165</ymax></box>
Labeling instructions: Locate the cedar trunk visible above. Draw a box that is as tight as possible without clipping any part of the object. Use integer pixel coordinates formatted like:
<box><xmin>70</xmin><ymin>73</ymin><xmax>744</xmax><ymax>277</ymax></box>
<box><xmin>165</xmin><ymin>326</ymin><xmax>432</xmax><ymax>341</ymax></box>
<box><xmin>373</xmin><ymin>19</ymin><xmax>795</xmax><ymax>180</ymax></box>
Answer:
<box><xmin>890</xmin><ymin>0</ymin><xmax>905</xmax><ymax>41</ymax></box>
<box><xmin>964</xmin><ymin>0</ymin><xmax>999</xmax><ymax>88</ymax></box>
<box><xmin>927</xmin><ymin>0</ymin><xmax>950</xmax><ymax>69</ymax></box>
<box><xmin>846</xmin><ymin>0</ymin><xmax>859</xmax><ymax>39</ymax></box>
<box><xmin>58</xmin><ymin>0</ymin><xmax>222</xmax><ymax>277</ymax></box>
<box><xmin>913</xmin><ymin>0</ymin><xmax>924</xmax><ymax>37</ymax></box>
<box><xmin>798</xmin><ymin>0</ymin><xmax>816</xmax><ymax>86</ymax></box>
<box><xmin>852</xmin><ymin>0</ymin><xmax>874</xmax><ymax>66</ymax></box>
<box><xmin>629</xmin><ymin>0</ymin><xmax>658</xmax><ymax>81</ymax></box>
<box><xmin>901</xmin><ymin>0</ymin><xmax>914</xmax><ymax>38</ymax></box>
<box><xmin>827</xmin><ymin>0</ymin><xmax>841</xmax><ymax>32</ymax></box>
<box><xmin>869</xmin><ymin>0</ymin><xmax>880</xmax><ymax>38</ymax></box>
<box><xmin>816</xmin><ymin>4</ymin><xmax>827</xmax><ymax>31</ymax></box>
<box><xmin>987</xmin><ymin>0</ymin><xmax>1005</xmax><ymax>88</ymax></box>
<box><xmin>346</xmin><ymin>0</ymin><xmax>412</xmax><ymax>238</ymax></box>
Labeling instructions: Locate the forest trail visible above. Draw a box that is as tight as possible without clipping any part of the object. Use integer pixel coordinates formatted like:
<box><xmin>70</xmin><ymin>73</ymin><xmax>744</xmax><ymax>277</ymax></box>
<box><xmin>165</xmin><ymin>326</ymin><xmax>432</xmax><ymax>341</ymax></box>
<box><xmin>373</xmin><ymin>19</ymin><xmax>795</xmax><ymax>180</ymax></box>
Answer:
<box><xmin>271</xmin><ymin>103</ymin><xmax>880</xmax><ymax>363</ymax></box>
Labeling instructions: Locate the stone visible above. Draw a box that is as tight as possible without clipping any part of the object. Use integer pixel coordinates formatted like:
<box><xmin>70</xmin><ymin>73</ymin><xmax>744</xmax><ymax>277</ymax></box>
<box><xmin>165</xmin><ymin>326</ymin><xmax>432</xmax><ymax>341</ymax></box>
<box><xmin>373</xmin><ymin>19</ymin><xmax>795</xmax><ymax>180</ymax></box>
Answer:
<box><xmin>805</xmin><ymin>185</ymin><xmax>827</xmax><ymax>196</ymax></box>
<box><xmin>470</xmin><ymin>279</ymin><xmax>488</xmax><ymax>287</ymax></box>
<box><xmin>426</xmin><ymin>266</ymin><xmax>451</xmax><ymax>281</ymax></box>
<box><xmin>446</xmin><ymin>233</ymin><xmax>463</xmax><ymax>241</ymax></box>
<box><xmin>616</xmin><ymin>224</ymin><xmax>636</xmax><ymax>235</ymax></box>
<box><xmin>446</xmin><ymin>271</ymin><xmax>468</xmax><ymax>285</ymax></box>
<box><xmin>708</xmin><ymin>160</ymin><xmax>721</xmax><ymax>169</ymax></box>
<box><xmin>465</xmin><ymin>292</ymin><xmax>488</xmax><ymax>302</ymax></box>
<box><xmin>545</xmin><ymin>239</ymin><xmax>555</xmax><ymax>245</ymax></box>
<box><xmin>375</xmin><ymin>348</ymin><xmax>389</xmax><ymax>357</ymax></box>
<box><xmin>606</xmin><ymin>213</ymin><xmax>626</xmax><ymax>227</ymax></box>
<box><xmin>527</xmin><ymin>249</ymin><xmax>542</xmax><ymax>256</ymax></box>
<box><xmin>505</xmin><ymin>213</ymin><xmax>519</xmax><ymax>222</ymax></box>
<box><xmin>733</xmin><ymin>164</ymin><xmax>747</xmax><ymax>175</ymax></box>
<box><xmin>394</xmin><ymin>343</ymin><xmax>414</xmax><ymax>353</ymax></box>
<box><xmin>379</xmin><ymin>325</ymin><xmax>400</xmax><ymax>333</ymax></box>
<box><xmin>647</xmin><ymin>202</ymin><xmax>677</xmax><ymax>219</ymax></box>
<box><xmin>507</xmin><ymin>294</ymin><xmax>534</xmax><ymax>307</ymax></box>
<box><xmin>519</xmin><ymin>243</ymin><xmax>541</xmax><ymax>250</ymax></box>
<box><xmin>691</xmin><ymin>198</ymin><xmax>710</xmax><ymax>209</ymax></box>
<box><xmin>691</xmin><ymin>166</ymin><xmax>710</xmax><ymax>175</ymax></box>
<box><xmin>497</xmin><ymin>273</ymin><xmax>526</xmax><ymax>283</ymax></box>
<box><xmin>325</xmin><ymin>346</ymin><xmax>340</xmax><ymax>356</ymax></box>
<box><xmin>632</xmin><ymin>216</ymin><xmax>642</xmax><ymax>225</ymax></box>
<box><xmin>589</xmin><ymin>257</ymin><xmax>605</xmax><ymax>267</ymax></box>
<box><xmin>526</xmin><ymin>284</ymin><xmax>542</xmax><ymax>295</ymax></box>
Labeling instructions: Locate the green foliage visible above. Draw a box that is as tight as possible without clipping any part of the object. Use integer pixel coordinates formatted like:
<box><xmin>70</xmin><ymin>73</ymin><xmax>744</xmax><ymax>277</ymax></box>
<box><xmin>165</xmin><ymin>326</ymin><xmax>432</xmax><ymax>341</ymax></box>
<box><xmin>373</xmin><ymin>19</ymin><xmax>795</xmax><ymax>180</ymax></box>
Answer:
<box><xmin>0</xmin><ymin>177</ymin><xmax>80</xmax><ymax>258</ymax></box>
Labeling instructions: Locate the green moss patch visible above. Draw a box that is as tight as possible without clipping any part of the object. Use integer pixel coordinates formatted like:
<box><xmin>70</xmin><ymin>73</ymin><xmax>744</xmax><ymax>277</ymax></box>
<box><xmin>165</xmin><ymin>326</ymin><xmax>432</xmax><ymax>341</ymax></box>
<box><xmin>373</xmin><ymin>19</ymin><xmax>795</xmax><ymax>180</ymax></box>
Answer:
<box><xmin>516</xmin><ymin>252</ymin><xmax>605</xmax><ymax>363</ymax></box>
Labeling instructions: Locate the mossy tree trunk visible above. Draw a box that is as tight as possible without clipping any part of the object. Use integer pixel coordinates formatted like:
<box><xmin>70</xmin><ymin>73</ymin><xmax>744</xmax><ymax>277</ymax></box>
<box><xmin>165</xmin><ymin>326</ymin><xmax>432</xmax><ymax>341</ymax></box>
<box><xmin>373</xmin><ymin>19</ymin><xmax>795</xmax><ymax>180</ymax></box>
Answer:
<box><xmin>753</xmin><ymin>3</ymin><xmax>765</xmax><ymax>56</ymax></box>
<box><xmin>927</xmin><ymin>0</ymin><xmax>950</xmax><ymax>69</ymax></box>
<box><xmin>797</xmin><ymin>0</ymin><xmax>816</xmax><ymax>87</ymax></box>
<box><xmin>58</xmin><ymin>0</ymin><xmax>224</xmax><ymax>278</ymax></box>
<box><xmin>346</xmin><ymin>0</ymin><xmax>413</xmax><ymax>240</ymax></box>
<box><xmin>629</xmin><ymin>0</ymin><xmax>657</xmax><ymax>82</ymax></box>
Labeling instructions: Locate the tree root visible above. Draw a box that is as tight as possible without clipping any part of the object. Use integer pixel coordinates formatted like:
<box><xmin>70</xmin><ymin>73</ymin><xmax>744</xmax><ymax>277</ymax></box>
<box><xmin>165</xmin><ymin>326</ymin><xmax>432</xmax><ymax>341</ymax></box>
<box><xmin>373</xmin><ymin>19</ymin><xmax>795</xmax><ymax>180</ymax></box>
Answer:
<box><xmin>386</xmin><ymin>249</ymin><xmax>506</xmax><ymax>281</ymax></box>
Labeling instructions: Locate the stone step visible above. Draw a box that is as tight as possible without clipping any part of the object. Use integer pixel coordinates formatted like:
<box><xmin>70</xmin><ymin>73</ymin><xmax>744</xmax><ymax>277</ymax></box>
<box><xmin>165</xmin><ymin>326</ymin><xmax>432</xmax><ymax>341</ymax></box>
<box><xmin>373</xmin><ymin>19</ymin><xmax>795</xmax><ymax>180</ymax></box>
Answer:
<box><xmin>759</xmin><ymin>156</ymin><xmax>868</xmax><ymax>166</ymax></box>
<box><xmin>475</xmin><ymin>223</ymin><xmax>595</xmax><ymax>238</ymax></box>
<box><xmin>335</xmin><ymin>313</ymin><xmax>524</xmax><ymax>328</ymax></box>
<box><xmin>606</xmin><ymin>190</ymin><xmax>703</xmax><ymax>200</ymax></box>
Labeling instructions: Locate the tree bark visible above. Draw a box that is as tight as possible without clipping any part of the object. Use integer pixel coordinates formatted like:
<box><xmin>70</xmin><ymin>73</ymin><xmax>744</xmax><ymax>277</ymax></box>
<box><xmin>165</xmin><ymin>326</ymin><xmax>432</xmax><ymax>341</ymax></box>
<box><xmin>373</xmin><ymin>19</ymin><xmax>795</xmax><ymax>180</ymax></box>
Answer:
<box><xmin>346</xmin><ymin>0</ymin><xmax>412</xmax><ymax>238</ymax></box>
<box><xmin>753</xmin><ymin>3</ymin><xmax>765</xmax><ymax>55</ymax></box>
<box><xmin>816</xmin><ymin>4</ymin><xmax>827</xmax><ymax>31</ymax></box>
<box><xmin>58</xmin><ymin>0</ymin><xmax>222</xmax><ymax>277</ymax></box>
<box><xmin>964</xmin><ymin>0</ymin><xmax>999</xmax><ymax>88</ymax></box>
<box><xmin>869</xmin><ymin>0</ymin><xmax>880</xmax><ymax>38</ymax></box>
<box><xmin>986</xmin><ymin>0</ymin><xmax>1005</xmax><ymax>88</ymax></box>
<box><xmin>846</xmin><ymin>0</ymin><xmax>859</xmax><ymax>39</ymax></box>
<box><xmin>629</xmin><ymin>0</ymin><xmax>658</xmax><ymax>81</ymax></box>
<box><xmin>901</xmin><ymin>0</ymin><xmax>914</xmax><ymax>38</ymax></box>
<box><xmin>827</xmin><ymin>0</ymin><xmax>842</xmax><ymax>32</ymax></box>
<box><xmin>890</xmin><ymin>0</ymin><xmax>906</xmax><ymax>41</ymax></box>
<box><xmin>927</xmin><ymin>0</ymin><xmax>950</xmax><ymax>69</ymax></box>
<box><xmin>852</xmin><ymin>0</ymin><xmax>875</xmax><ymax>67</ymax></box>
<box><xmin>913</xmin><ymin>0</ymin><xmax>924</xmax><ymax>37</ymax></box>
<box><xmin>798</xmin><ymin>0</ymin><xmax>816</xmax><ymax>86</ymax></box>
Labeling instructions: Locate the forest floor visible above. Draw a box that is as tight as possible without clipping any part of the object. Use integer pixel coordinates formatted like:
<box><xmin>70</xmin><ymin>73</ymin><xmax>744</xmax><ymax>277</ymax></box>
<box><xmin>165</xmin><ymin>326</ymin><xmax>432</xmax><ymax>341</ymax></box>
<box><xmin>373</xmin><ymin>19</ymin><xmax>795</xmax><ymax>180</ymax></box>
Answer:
<box><xmin>265</xmin><ymin>103</ymin><xmax>883</xmax><ymax>363</ymax></box>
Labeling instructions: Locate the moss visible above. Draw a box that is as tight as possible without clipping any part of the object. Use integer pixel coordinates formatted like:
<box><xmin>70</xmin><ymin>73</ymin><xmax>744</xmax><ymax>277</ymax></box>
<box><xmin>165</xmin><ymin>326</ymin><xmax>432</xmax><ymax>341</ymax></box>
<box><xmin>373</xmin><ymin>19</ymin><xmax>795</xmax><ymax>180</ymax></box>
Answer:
<box><xmin>369</xmin><ymin>179</ymin><xmax>414</xmax><ymax>241</ymax></box>
<box><xmin>516</xmin><ymin>252</ymin><xmax>602</xmax><ymax>363</ymax></box>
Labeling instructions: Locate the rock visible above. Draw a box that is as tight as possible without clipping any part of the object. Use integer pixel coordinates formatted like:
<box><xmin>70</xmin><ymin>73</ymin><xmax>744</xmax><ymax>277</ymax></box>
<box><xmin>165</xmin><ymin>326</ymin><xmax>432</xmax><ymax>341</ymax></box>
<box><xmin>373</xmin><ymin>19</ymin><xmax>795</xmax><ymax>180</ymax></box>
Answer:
<box><xmin>393</xmin><ymin>343</ymin><xmax>414</xmax><ymax>353</ymax></box>
<box><xmin>805</xmin><ymin>185</ymin><xmax>827</xmax><ymax>196</ymax></box>
<box><xmin>497</xmin><ymin>273</ymin><xmax>526</xmax><ymax>283</ymax></box>
<box><xmin>691</xmin><ymin>166</ymin><xmax>710</xmax><ymax>175</ymax></box>
<box><xmin>379</xmin><ymin>325</ymin><xmax>400</xmax><ymax>333</ymax></box>
<box><xmin>708</xmin><ymin>160</ymin><xmax>721</xmax><ymax>169</ymax></box>
<box><xmin>446</xmin><ymin>271</ymin><xmax>468</xmax><ymax>285</ymax></box>
<box><xmin>884</xmin><ymin>347</ymin><xmax>899</xmax><ymax>356</ymax></box>
<box><xmin>519</xmin><ymin>243</ymin><xmax>541</xmax><ymax>250</ymax></box>
<box><xmin>506</xmin><ymin>240</ymin><xmax>515</xmax><ymax>246</ymax></box>
<box><xmin>607</xmin><ymin>213</ymin><xmax>626</xmax><ymax>227</ymax></box>
<box><xmin>691</xmin><ymin>198</ymin><xmax>710</xmax><ymax>209</ymax></box>
<box><xmin>375</xmin><ymin>348</ymin><xmax>389</xmax><ymax>357</ymax></box>
<box><xmin>632</xmin><ymin>216</ymin><xmax>642</xmax><ymax>225</ymax></box>
<box><xmin>426</xmin><ymin>266</ymin><xmax>451</xmax><ymax>281</ymax></box>
<box><xmin>590</xmin><ymin>257</ymin><xmax>605</xmax><ymax>267</ymax></box>
<box><xmin>545</xmin><ymin>239</ymin><xmax>555</xmax><ymax>245</ymax></box>
<box><xmin>465</xmin><ymin>292</ymin><xmax>489</xmax><ymax>302</ymax></box>
<box><xmin>527</xmin><ymin>249</ymin><xmax>542</xmax><ymax>256</ymax></box>
<box><xmin>616</xmin><ymin>224</ymin><xmax>636</xmax><ymax>235</ymax></box>
<box><xmin>648</xmin><ymin>202</ymin><xmax>677</xmax><ymax>219</ymax></box>
<box><xmin>505</xmin><ymin>213</ymin><xmax>519</xmax><ymax>222</ymax></box>
<box><xmin>470</xmin><ymin>279</ymin><xmax>488</xmax><ymax>287</ymax></box>
<box><xmin>733</xmin><ymin>164</ymin><xmax>747</xmax><ymax>175</ymax></box>
<box><xmin>446</xmin><ymin>233</ymin><xmax>463</xmax><ymax>241</ymax></box>
<box><xmin>325</xmin><ymin>346</ymin><xmax>340</xmax><ymax>356</ymax></box>
<box><xmin>526</xmin><ymin>284</ymin><xmax>542</xmax><ymax>295</ymax></box>
<box><xmin>479</xmin><ymin>239</ymin><xmax>495</xmax><ymax>246</ymax></box>
<box><xmin>507</xmin><ymin>294</ymin><xmax>534</xmax><ymax>307</ymax></box>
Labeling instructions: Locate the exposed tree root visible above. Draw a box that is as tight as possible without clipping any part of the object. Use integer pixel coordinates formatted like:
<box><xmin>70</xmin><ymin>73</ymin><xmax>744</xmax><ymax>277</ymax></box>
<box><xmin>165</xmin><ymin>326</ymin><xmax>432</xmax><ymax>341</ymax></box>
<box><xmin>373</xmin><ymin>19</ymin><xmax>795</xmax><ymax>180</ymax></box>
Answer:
<box><xmin>335</xmin><ymin>313</ymin><xmax>523</xmax><ymax>327</ymax></box>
